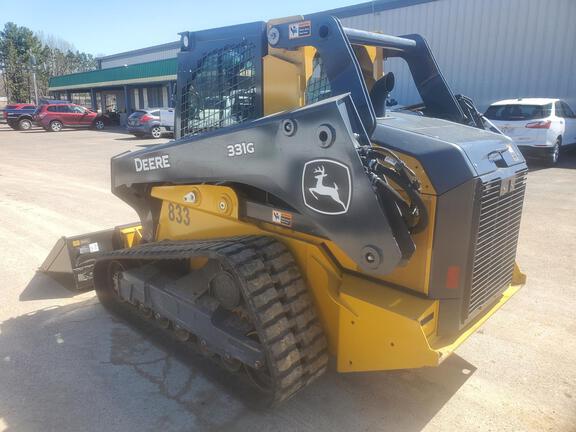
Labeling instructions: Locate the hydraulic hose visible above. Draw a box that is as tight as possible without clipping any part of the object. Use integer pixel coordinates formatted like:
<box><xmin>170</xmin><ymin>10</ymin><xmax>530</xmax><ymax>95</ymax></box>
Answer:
<box><xmin>359</xmin><ymin>146</ymin><xmax>429</xmax><ymax>235</ymax></box>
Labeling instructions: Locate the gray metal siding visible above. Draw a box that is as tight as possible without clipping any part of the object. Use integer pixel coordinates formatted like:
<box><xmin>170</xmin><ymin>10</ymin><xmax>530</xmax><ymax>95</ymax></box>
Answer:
<box><xmin>101</xmin><ymin>48</ymin><xmax>180</xmax><ymax>69</ymax></box>
<box><xmin>340</xmin><ymin>0</ymin><xmax>576</xmax><ymax>111</ymax></box>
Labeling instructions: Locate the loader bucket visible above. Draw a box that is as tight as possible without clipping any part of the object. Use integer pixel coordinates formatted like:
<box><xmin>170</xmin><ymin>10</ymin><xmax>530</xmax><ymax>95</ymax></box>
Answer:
<box><xmin>40</xmin><ymin>223</ymin><xmax>141</xmax><ymax>290</ymax></box>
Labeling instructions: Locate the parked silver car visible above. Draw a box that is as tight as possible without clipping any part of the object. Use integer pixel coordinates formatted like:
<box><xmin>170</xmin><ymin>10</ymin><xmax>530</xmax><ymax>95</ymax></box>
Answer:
<box><xmin>126</xmin><ymin>108</ymin><xmax>174</xmax><ymax>139</ymax></box>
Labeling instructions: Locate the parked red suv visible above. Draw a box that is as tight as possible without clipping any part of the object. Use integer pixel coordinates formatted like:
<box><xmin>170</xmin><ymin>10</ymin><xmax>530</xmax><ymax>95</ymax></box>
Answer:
<box><xmin>35</xmin><ymin>103</ymin><xmax>108</xmax><ymax>132</ymax></box>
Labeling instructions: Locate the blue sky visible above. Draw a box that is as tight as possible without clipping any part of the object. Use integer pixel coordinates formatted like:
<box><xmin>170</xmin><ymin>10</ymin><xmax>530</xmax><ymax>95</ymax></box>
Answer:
<box><xmin>1</xmin><ymin>0</ymin><xmax>361</xmax><ymax>57</ymax></box>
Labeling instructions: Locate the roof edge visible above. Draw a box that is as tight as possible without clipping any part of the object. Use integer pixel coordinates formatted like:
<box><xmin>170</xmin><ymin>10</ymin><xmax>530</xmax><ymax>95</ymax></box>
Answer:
<box><xmin>96</xmin><ymin>41</ymin><xmax>180</xmax><ymax>62</ymax></box>
<box><xmin>48</xmin><ymin>57</ymin><xmax>177</xmax><ymax>89</ymax></box>
<box><xmin>49</xmin><ymin>57</ymin><xmax>177</xmax><ymax>82</ymax></box>
<box><xmin>48</xmin><ymin>74</ymin><xmax>177</xmax><ymax>91</ymax></box>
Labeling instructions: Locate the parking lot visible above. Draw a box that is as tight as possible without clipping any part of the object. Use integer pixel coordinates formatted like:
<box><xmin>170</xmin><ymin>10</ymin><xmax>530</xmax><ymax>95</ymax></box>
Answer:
<box><xmin>0</xmin><ymin>123</ymin><xmax>574</xmax><ymax>432</ymax></box>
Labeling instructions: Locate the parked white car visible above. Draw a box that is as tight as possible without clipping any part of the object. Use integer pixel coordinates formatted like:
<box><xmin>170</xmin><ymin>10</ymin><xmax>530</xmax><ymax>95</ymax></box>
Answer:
<box><xmin>484</xmin><ymin>98</ymin><xmax>576</xmax><ymax>165</ymax></box>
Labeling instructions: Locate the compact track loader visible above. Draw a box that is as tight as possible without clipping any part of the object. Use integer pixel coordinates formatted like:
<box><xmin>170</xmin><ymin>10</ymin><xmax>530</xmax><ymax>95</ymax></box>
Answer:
<box><xmin>43</xmin><ymin>14</ymin><xmax>527</xmax><ymax>403</ymax></box>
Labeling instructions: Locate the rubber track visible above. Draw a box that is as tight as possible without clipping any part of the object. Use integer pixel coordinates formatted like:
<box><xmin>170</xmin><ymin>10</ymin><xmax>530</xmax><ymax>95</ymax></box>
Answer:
<box><xmin>245</xmin><ymin>237</ymin><xmax>329</xmax><ymax>385</ymax></box>
<box><xmin>93</xmin><ymin>236</ymin><xmax>328</xmax><ymax>404</ymax></box>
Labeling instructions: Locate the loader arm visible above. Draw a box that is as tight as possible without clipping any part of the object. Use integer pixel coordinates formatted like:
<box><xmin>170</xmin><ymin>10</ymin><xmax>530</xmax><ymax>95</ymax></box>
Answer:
<box><xmin>112</xmin><ymin>95</ymin><xmax>410</xmax><ymax>275</ymax></box>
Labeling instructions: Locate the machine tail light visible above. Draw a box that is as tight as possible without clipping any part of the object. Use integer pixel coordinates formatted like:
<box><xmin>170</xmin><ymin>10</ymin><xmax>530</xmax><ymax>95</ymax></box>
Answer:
<box><xmin>525</xmin><ymin>120</ymin><xmax>551</xmax><ymax>129</ymax></box>
<box><xmin>140</xmin><ymin>114</ymin><xmax>153</xmax><ymax>124</ymax></box>
<box><xmin>445</xmin><ymin>265</ymin><xmax>460</xmax><ymax>289</ymax></box>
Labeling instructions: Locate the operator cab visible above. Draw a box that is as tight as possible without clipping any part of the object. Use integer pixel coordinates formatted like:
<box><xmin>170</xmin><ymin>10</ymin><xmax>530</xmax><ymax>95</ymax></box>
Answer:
<box><xmin>175</xmin><ymin>15</ymin><xmax>491</xmax><ymax>142</ymax></box>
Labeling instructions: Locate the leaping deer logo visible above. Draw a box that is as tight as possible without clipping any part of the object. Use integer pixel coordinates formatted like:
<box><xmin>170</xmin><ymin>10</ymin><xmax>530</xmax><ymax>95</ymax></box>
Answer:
<box><xmin>309</xmin><ymin>165</ymin><xmax>346</xmax><ymax>210</ymax></box>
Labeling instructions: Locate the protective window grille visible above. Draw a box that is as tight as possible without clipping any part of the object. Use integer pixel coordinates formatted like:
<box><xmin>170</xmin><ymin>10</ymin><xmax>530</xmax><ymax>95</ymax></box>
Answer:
<box><xmin>305</xmin><ymin>54</ymin><xmax>332</xmax><ymax>105</ymax></box>
<box><xmin>180</xmin><ymin>41</ymin><xmax>257</xmax><ymax>137</ymax></box>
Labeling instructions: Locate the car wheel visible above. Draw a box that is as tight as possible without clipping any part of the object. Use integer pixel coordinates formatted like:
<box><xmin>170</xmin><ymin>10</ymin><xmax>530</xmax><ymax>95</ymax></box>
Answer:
<box><xmin>49</xmin><ymin>120</ymin><xmax>63</xmax><ymax>132</ymax></box>
<box><xmin>93</xmin><ymin>119</ymin><xmax>105</xmax><ymax>130</ymax></box>
<box><xmin>546</xmin><ymin>138</ymin><xmax>561</xmax><ymax>166</ymax></box>
<box><xmin>18</xmin><ymin>118</ymin><xmax>32</xmax><ymax>130</ymax></box>
<box><xmin>150</xmin><ymin>126</ymin><xmax>162</xmax><ymax>139</ymax></box>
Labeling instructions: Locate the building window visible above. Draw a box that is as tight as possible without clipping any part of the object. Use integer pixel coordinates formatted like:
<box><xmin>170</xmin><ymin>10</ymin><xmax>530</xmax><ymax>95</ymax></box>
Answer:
<box><xmin>147</xmin><ymin>87</ymin><xmax>162</xmax><ymax>108</ymax></box>
<box><xmin>71</xmin><ymin>92</ymin><xmax>92</xmax><ymax>108</ymax></box>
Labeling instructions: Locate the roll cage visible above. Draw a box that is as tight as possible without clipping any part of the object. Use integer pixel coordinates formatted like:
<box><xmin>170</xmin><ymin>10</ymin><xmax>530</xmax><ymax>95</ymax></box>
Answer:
<box><xmin>175</xmin><ymin>15</ymin><xmax>471</xmax><ymax>139</ymax></box>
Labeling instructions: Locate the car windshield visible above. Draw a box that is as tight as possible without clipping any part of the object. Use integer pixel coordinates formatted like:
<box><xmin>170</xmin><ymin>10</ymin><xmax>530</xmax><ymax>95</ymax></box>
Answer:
<box><xmin>485</xmin><ymin>103</ymin><xmax>552</xmax><ymax>121</ymax></box>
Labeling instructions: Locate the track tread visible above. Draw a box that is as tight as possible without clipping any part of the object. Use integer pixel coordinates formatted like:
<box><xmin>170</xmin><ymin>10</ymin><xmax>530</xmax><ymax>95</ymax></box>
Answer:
<box><xmin>245</xmin><ymin>237</ymin><xmax>329</xmax><ymax>386</ymax></box>
<box><xmin>93</xmin><ymin>235</ymin><xmax>327</xmax><ymax>404</ymax></box>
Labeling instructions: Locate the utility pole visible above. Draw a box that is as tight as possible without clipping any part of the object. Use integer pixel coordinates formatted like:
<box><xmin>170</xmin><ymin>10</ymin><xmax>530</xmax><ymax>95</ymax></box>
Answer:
<box><xmin>30</xmin><ymin>54</ymin><xmax>39</xmax><ymax>105</ymax></box>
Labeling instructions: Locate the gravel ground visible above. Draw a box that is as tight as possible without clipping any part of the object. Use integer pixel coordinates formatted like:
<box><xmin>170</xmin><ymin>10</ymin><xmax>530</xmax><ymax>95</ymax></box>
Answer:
<box><xmin>0</xmin><ymin>124</ymin><xmax>574</xmax><ymax>432</ymax></box>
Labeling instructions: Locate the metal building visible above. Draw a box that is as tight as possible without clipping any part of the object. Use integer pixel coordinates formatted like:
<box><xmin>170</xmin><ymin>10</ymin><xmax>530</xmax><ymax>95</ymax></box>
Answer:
<box><xmin>49</xmin><ymin>0</ymin><xmax>576</xmax><ymax>118</ymax></box>
<box><xmin>332</xmin><ymin>0</ymin><xmax>576</xmax><ymax>110</ymax></box>
<box><xmin>48</xmin><ymin>43</ymin><xmax>179</xmax><ymax>125</ymax></box>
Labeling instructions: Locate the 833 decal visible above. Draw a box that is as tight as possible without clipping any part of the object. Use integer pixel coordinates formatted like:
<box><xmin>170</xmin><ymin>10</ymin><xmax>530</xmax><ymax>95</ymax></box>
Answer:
<box><xmin>167</xmin><ymin>202</ymin><xmax>190</xmax><ymax>225</ymax></box>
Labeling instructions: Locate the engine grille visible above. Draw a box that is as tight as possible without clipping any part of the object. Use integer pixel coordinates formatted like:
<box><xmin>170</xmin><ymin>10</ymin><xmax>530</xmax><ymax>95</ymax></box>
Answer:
<box><xmin>467</xmin><ymin>169</ymin><xmax>527</xmax><ymax>318</ymax></box>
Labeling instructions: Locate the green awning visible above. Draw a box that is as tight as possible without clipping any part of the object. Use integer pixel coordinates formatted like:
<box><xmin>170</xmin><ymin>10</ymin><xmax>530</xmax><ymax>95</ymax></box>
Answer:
<box><xmin>49</xmin><ymin>58</ymin><xmax>177</xmax><ymax>91</ymax></box>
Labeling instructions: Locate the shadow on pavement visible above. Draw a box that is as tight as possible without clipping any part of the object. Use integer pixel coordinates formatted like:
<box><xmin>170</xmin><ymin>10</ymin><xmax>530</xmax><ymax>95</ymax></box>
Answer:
<box><xmin>19</xmin><ymin>129</ymin><xmax>76</xmax><ymax>134</ymax></box>
<box><xmin>114</xmin><ymin>137</ymin><xmax>172</xmax><ymax>144</ymax></box>
<box><xmin>89</xmin><ymin>126</ymin><xmax>130</xmax><ymax>135</ymax></box>
<box><xmin>0</xmin><ymin>299</ymin><xmax>250</xmax><ymax>431</ymax></box>
<box><xmin>527</xmin><ymin>148</ymin><xmax>576</xmax><ymax>172</ymax></box>
<box><xmin>1</xmin><ymin>276</ymin><xmax>477</xmax><ymax>431</ymax></box>
<box><xmin>113</xmin><ymin>136</ymin><xmax>143</xmax><ymax>141</ymax></box>
<box><xmin>13</xmin><ymin>126</ymin><xmax>129</xmax><ymax>135</ymax></box>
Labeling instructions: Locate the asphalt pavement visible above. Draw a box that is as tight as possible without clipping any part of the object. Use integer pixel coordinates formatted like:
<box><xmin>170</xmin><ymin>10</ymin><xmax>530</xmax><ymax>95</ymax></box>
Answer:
<box><xmin>0</xmin><ymin>124</ymin><xmax>574</xmax><ymax>431</ymax></box>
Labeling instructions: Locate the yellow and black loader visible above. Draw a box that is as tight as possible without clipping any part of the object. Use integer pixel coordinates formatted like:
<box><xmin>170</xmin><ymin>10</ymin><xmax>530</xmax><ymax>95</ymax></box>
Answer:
<box><xmin>42</xmin><ymin>14</ymin><xmax>527</xmax><ymax>404</ymax></box>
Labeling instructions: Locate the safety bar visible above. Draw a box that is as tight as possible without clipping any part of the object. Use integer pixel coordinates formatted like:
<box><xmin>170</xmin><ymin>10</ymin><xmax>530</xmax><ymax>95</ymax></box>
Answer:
<box><xmin>343</xmin><ymin>27</ymin><xmax>417</xmax><ymax>50</ymax></box>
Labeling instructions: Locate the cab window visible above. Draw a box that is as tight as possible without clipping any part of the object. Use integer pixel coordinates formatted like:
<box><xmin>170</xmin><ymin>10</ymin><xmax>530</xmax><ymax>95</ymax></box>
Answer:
<box><xmin>305</xmin><ymin>53</ymin><xmax>332</xmax><ymax>105</ymax></box>
<box><xmin>180</xmin><ymin>40</ymin><xmax>257</xmax><ymax>137</ymax></box>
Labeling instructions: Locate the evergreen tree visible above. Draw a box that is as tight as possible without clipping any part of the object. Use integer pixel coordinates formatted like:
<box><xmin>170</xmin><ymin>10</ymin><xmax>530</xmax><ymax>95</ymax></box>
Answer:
<box><xmin>0</xmin><ymin>22</ymin><xmax>97</xmax><ymax>102</ymax></box>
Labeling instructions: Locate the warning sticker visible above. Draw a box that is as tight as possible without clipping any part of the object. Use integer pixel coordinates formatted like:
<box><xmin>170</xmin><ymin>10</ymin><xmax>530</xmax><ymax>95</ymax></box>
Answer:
<box><xmin>272</xmin><ymin>209</ymin><xmax>293</xmax><ymax>227</ymax></box>
<box><xmin>78</xmin><ymin>242</ymin><xmax>100</xmax><ymax>254</ymax></box>
<box><xmin>288</xmin><ymin>21</ymin><xmax>312</xmax><ymax>39</ymax></box>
